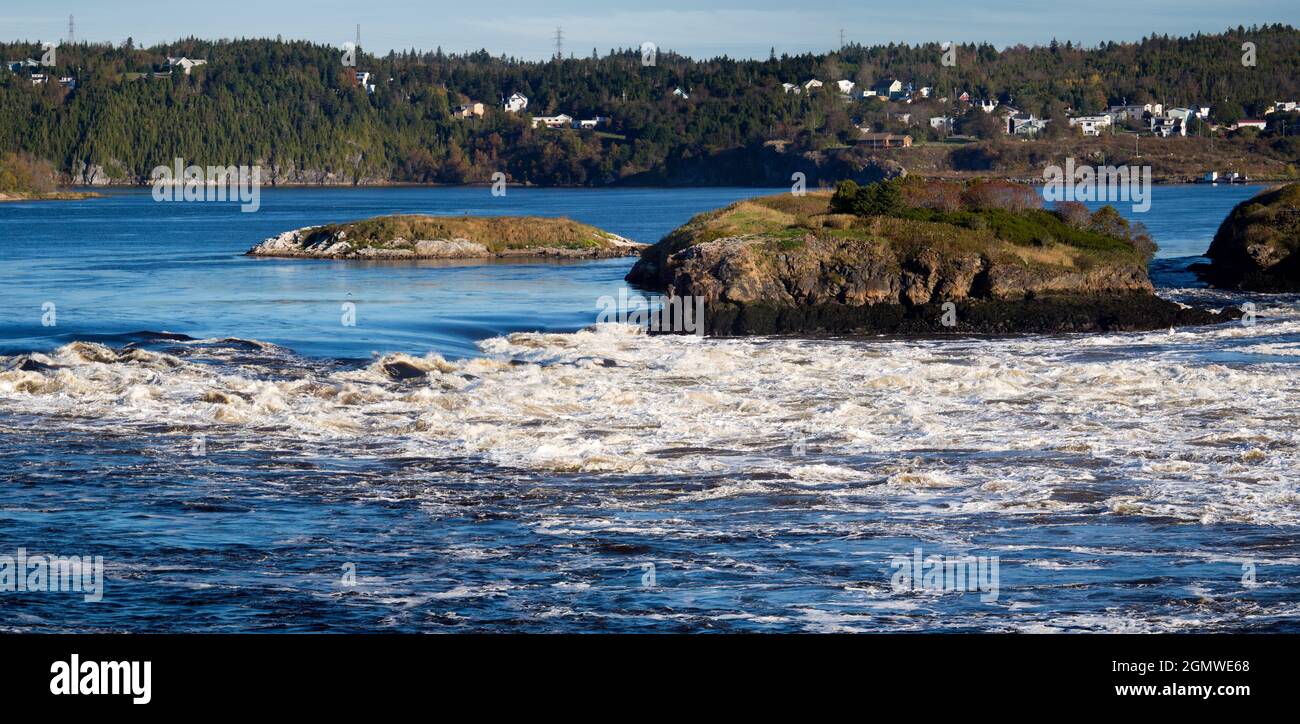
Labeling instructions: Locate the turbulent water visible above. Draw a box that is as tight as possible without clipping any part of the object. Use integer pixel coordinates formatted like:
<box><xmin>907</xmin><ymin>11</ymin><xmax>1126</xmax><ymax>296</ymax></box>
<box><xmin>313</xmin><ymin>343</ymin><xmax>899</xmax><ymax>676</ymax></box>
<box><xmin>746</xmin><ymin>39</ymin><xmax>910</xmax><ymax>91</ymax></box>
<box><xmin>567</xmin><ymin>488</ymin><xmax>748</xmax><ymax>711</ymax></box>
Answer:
<box><xmin>2</xmin><ymin>186</ymin><xmax>1298</xmax><ymax>632</ymax></box>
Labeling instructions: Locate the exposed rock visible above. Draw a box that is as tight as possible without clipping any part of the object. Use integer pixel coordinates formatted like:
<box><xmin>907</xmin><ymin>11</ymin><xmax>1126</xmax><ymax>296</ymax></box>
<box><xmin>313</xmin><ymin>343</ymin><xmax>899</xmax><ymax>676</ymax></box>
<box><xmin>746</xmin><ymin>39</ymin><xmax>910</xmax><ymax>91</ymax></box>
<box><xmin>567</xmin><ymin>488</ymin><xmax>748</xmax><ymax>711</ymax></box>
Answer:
<box><xmin>1198</xmin><ymin>183</ymin><xmax>1300</xmax><ymax>291</ymax></box>
<box><xmin>628</xmin><ymin>191</ymin><xmax>1237</xmax><ymax>336</ymax></box>
<box><xmin>247</xmin><ymin>214</ymin><xmax>646</xmax><ymax>260</ymax></box>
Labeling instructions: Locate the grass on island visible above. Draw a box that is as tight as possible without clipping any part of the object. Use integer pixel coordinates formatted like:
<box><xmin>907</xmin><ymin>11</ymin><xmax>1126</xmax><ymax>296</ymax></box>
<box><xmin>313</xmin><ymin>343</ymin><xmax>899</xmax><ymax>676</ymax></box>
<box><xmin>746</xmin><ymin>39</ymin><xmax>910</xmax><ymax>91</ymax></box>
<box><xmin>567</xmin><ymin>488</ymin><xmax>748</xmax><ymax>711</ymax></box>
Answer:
<box><xmin>654</xmin><ymin>177</ymin><xmax>1155</xmax><ymax>273</ymax></box>
<box><xmin>1219</xmin><ymin>183</ymin><xmax>1300</xmax><ymax>252</ymax></box>
<box><xmin>302</xmin><ymin>214</ymin><xmax>622</xmax><ymax>252</ymax></box>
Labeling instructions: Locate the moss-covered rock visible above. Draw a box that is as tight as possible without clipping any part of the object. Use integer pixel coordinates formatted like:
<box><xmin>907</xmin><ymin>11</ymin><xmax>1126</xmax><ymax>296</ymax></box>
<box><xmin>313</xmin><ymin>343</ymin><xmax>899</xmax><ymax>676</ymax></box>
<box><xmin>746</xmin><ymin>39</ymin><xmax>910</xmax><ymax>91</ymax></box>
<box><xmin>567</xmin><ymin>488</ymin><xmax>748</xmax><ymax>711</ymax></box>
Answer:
<box><xmin>1200</xmin><ymin>183</ymin><xmax>1300</xmax><ymax>291</ymax></box>
<box><xmin>628</xmin><ymin>189</ymin><xmax>1236</xmax><ymax>335</ymax></box>
<box><xmin>248</xmin><ymin>214</ymin><xmax>645</xmax><ymax>259</ymax></box>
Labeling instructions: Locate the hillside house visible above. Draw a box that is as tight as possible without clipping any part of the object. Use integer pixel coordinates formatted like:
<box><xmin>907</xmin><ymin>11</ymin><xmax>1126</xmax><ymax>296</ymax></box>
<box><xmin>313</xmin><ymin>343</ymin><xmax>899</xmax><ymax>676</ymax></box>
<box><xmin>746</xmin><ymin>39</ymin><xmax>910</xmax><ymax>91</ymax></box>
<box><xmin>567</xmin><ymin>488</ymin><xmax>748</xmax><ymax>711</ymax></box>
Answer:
<box><xmin>454</xmin><ymin>102</ymin><xmax>485</xmax><ymax>118</ymax></box>
<box><xmin>673</xmin><ymin>87</ymin><xmax>690</xmax><ymax>98</ymax></box>
<box><xmin>781</xmin><ymin>82</ymin><xmax>799</xmax><ymax>94</ymax></box>
<box><xmin>858</xmin><ymin>131</ymin><xmax>912</xmax><ymax>148</ymax></box>
<box><xmin>1069</xmin><ymin>115</ymin><xmax>1112</xmax><ymax>136</ymax></box>
<box><xmin>504</xmin><ymin>92</ymin><xmax>529</xmax><ymax>112</ymax></box>
<box><xmin>872</xmin><ymin>78</ymin><xmax>903</xmax><ymax>100</ymax></box>
<box><xmin>802</xmin><ymin>79</ymin><xmax>823</xmax><ymax>92</ymax></box>
<box><xmin>835</xmin><ymin>80</ymin><xmax>855</xmax><ymax>95</ymax></box>
<box><xmin>531</xmin><ymin>113</ymin><xmax>573</xmax><ymax>129</ymax></box>
<box><xmin>166</xmin><ymin>57</ymin><xmax>207</xmax><ymax>75</ymax></box>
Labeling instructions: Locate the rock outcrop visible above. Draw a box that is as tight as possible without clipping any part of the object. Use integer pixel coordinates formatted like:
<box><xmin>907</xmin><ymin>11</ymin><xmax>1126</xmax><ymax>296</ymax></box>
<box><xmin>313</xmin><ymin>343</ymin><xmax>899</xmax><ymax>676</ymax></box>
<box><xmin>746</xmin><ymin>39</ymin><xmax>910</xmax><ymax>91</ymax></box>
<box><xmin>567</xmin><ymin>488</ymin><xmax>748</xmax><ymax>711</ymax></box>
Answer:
<box><xmin>247</xmin><ymin>214</ymin><xmax>645</xmax><ymax>260</ymax></box>
<box><xmin>627</xmin><ymin>190</ymin><xmax>1238</xmax><ymax>335</ymax></box>
<box><xmin>1198</xmin><ymin>183</ymin><xmax>1300</xmax><ymax>291</ymax></box>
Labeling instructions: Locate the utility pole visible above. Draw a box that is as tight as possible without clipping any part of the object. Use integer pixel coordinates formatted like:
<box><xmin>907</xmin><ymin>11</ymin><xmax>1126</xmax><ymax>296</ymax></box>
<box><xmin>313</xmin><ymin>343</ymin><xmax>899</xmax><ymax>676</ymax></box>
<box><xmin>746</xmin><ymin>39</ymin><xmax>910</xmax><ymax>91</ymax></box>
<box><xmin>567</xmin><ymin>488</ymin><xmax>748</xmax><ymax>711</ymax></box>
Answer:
<box><xmin>355</xmin><ymin>24</ymin><xmax>361</xmax><ymax>52</ymax></box>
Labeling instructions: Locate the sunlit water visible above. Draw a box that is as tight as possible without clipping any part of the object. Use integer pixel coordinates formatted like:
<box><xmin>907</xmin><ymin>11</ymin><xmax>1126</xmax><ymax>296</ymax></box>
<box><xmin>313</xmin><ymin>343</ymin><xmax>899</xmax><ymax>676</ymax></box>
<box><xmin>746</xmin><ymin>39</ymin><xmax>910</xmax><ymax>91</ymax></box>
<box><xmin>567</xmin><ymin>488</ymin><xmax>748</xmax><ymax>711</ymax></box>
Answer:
<box><xmin>1</xmin><ymin>186</ymin><xmax>1297</xmax><ymax>632</ymax></box>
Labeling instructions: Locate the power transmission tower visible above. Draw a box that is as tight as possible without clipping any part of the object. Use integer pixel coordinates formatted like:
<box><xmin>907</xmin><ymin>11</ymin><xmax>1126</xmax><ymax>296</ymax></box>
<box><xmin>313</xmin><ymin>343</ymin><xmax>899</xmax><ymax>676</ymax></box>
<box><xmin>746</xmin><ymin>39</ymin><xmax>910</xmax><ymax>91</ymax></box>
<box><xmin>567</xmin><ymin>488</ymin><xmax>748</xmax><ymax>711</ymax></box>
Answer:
<box><xmin>839</xmin><ymin>28</ymin><xmax>845</xmax><ymax>51</ymax></box>
<box><xmin>68</xmin><ymin>15</ymin><xmax>75</xmax><ymax>45</ymax></box>
<box><xmin>554</xmin><ymin>27</ymin><xmax>563</xmax><ymax>60</ymax></box>
<box><xmin>355</xmin><ymin>24</ymin><xmax>361</xmax><ymax>51</ymax></box>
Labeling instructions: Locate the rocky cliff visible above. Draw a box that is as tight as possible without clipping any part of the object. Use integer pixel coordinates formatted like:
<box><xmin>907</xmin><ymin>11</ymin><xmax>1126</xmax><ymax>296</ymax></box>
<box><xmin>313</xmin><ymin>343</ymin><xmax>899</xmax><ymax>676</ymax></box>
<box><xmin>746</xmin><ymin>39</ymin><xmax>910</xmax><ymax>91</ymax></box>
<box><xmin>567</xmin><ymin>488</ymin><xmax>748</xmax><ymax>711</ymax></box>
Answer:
<box><xmin>1199</xmin><ymin>183</ymin><xmax>1300</xmax><ymax>291</ymax></box>
<box><xmin>627</xmin><ymin>188</ymin><xmax>1236</xmax><ymax>335</ymax></box>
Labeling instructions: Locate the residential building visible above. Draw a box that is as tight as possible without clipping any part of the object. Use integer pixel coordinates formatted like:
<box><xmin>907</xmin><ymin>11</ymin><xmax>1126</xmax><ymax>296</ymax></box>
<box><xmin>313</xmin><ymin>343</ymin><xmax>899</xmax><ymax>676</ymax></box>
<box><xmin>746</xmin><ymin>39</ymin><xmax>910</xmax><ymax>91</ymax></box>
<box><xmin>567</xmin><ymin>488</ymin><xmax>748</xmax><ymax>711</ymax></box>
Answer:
<box><xmin>781</xmin><ymin>82</ymin><xmax>800</xmax><ymax>94</ymax></box>
<box><xmin>1069</xmin><ymin>115</ymin><xmax>1112</xmax><ymax>136</ymax></box>
<box><xmin>835</xmin><ymin>79</ymin><xmax>855</xmax><ymax>95</ymax></box>
<box><xmin>858</xmin><ymin>131</ymin><xmax>912</xmax><ymax>148</ymax></box>
<box><xmin>872</xmin><ymin>78</ymin><xmax>903</xmax><ymax>100</ymax></box>
<box><xmin>166</xmin><ymin>57</ymin><xmax>208</xmax><ymax>75</ymax></box>
<box><xmin>454</xmin><ymin>102</ymin><xmax>485</xmax><ymax>118</ymax></box>
<box><xmin>1231</xmin><ymin>119</ymin><xmax>1267</xmax><ymax>131</ymax></box>
<box><xmin>531</xmin><ymin>113</ymin><xmax>574</xmax><ymax>129</ymax></box>
<box><xmin>802</xmin><ymin>79</ymin><xmax>823</xmax><ymax>92</ymax></box>
<box><xmin>504</xmin><ymin>92</ymin><xmax>529</xmax><ymax>112</ymax></box>
<box><xmin>673</xmin><ymin>87</ymin><xmax>690</xmax><ymax>98</ymax></box>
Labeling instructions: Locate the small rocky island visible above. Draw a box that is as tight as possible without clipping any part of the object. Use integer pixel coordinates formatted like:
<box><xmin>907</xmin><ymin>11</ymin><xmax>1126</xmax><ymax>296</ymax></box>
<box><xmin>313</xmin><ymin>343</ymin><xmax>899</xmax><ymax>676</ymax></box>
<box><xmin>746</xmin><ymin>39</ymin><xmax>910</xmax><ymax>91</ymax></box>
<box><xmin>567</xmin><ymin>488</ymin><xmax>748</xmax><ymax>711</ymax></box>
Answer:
<box><xmin>1197</xmin><ymin>182</ymin><xmax>1300</xmax><ymax>291</ymax></box>
<box><xmin>247</xmin><ymin>214</ymin><xmax>645</xmax><ymax>259</ymax></box>
<box><xmin>627</xmin><ymin>178</ymin><xmax>1238</xmax><ymax>335</ymax></box>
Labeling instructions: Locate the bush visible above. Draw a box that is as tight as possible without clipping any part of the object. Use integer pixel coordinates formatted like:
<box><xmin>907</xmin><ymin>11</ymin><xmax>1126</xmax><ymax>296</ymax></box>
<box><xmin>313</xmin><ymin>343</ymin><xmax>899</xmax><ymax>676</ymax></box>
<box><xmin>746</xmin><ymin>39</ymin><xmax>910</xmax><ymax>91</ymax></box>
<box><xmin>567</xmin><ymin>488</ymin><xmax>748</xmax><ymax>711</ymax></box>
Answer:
<box><xmin>0</xmin><ymin>152</ymin><xmax>57</xmax><ymax>195</ymax></box>
<box><xmin>1054</xmin><ymin>200</ymin><xmax>1092</xmax><ymax>228</ymax></box>
<box><xmin>829</xmin><ymin>180</ymin><xmax>860</xmax><ymax>214</ymax></box>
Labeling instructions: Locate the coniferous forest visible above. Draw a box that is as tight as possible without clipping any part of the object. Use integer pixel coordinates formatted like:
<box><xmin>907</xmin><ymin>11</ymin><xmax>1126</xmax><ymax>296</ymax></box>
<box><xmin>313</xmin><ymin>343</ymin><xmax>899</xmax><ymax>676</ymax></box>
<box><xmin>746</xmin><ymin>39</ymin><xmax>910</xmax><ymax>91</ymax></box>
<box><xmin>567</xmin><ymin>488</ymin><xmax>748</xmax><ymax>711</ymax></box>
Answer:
<box><xmin>0</xmin><ymin>24</ymin><xmax>1297</xmax><ymax>186</ymax></box>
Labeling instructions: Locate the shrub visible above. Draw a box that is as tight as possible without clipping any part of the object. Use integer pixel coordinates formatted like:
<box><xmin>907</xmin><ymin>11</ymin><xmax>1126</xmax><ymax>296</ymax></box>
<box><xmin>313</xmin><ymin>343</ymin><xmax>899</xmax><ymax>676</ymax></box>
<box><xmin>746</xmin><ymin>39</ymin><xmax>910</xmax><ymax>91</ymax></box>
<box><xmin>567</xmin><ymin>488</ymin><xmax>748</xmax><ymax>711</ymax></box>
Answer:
<box><xmin>963</xmin><ymin>179</ymin><xmax>1041</xmax><ymax>212</ymax></box>
<box><xmin>1054</xmin><ymin>201</ymin><xmax>1092</xmax><ymax>228</ymax></box>
<box><xmin>829</xmin><ymin>180</ymin><xmax>860</xmax><ymax>214</ymax></box>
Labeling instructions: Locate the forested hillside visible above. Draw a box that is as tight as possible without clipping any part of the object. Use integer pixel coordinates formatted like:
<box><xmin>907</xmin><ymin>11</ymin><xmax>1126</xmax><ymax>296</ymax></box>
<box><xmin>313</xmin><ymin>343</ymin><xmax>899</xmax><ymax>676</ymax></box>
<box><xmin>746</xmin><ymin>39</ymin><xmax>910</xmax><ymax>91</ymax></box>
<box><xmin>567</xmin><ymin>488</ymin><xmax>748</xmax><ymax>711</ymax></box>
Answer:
<box><xmin>0</xmin><ymin>25</ymin><xmax>1296</xmax><ymax>186</ymax></box>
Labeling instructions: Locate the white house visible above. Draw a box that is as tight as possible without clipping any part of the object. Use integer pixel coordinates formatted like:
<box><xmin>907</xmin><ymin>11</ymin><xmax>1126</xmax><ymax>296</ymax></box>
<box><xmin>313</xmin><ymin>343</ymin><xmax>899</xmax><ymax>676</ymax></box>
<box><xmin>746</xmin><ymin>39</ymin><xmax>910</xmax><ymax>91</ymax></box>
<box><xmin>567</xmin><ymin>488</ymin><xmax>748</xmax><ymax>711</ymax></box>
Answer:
<box><xmin>802</xmin><ymin>79</ymin><xmax>823</xmax><ymax>92</ymax></box>
<box><xmin>974</xmin><ymin>99</ymin><xmax>998</xmax><ymax>113</ymax></box>
<box><xmin>781</xmin><ymin>82</ymin><xmax>800</xmax><ymax>95</ymax></box>
<box><xmin>1165</xmin><ymin>107</ymin><xmax>1196</xmax><ymax>122</ymax></box>
<box><xmin>917</xmin><ymin>86</ymin><xmax>932</xmax><ymax>99</ymax></box>
<box><xmin>929</xmin><ymin>115</ymin><xmax>953</xmax><ymax>131</ymax></box>
<box><xmin>58</xmin><ymin>76</ymin><xmax>76</xmax><ymax>88</ymax></box>
<box><xmin>1269</xmin><ymin>101</ymin><xmax>1298</xmax><ymax>114</ymax></box>
<box><xmin>1231</xmin><ymin>119</ymin><xmax>1267</xmax><ymax>131</ymax></box>
<box><xmin>504</xmin><ymin>92</ymin><xmax>529</xmax><ymax>112</ymax></box>
<box><xmin>531</xmin><ymin>113</ymin><xmax>574</xmax><ymax>129</ymax></box>
<box><xmin>1151</xmin><ymin>117</ymin><xmax>1186</xmax><ymax>137</ymax></box>
<box><xmin>355</xmin><ymin>71</ymin><xmax>375</xmax><ymax>93</ymax></box>
<box><xmin>1069</xmin><ymin>115</ymin><xmax>1112</xmax><ymax>136</ymax></box>
<box><xmin>166</xmin><ymin>57</ymin><xmax>208</xmax><ymax>75</ymax></box>
<box><xmin>872</xmin><ymin>78</ymin><xmax>903</xmax><ymax>99</ymax></box>
<box><xmin>673</xmin><ymin>87</ymin><xmax>690</xmax><ymax>98</ymax></box>
<box><xmin>835</xmin><ymin>79</ymin><xmax>855</xmax><ymax>95</ymax></box>
<box><xmin>29</xmin><ymin>73</ymin><xmax>48</xmax><ymax>85</ymax></box>
<box><xmin>573</xmin><ymin>116</ymin><xmax>610</xmax><ymax>129</ymax></box>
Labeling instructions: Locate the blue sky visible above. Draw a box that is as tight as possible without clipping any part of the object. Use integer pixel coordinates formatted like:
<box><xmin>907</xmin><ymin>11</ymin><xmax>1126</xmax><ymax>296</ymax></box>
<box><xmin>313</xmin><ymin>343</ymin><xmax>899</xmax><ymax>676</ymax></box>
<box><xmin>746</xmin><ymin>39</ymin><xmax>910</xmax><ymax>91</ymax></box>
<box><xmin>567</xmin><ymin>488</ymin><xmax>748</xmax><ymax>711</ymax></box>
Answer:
<box><xmin>2</xmin><ymin>1</ymin><xmax>1296</xmax><ymax>59</ymax></box>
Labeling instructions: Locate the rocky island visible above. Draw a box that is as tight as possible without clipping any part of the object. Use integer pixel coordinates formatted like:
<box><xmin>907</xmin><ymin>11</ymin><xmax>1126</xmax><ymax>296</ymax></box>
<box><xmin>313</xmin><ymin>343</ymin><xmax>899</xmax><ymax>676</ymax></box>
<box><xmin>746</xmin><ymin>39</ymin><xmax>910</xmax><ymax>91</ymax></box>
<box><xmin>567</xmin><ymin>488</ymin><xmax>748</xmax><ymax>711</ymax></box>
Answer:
<box><xmin>1196</xmin><ymin>182</ymin><xmax>1300</xmax><ymax>292</ymax></box>
<box><xmin>627</xmin><ymin>178</ymin><xmax>1239</xmax><ymax>336</ymax></box>
<box><xmin>247</xmin><ymin>214</ymin><xmax>645</xmax><ymax>260</ymax></box>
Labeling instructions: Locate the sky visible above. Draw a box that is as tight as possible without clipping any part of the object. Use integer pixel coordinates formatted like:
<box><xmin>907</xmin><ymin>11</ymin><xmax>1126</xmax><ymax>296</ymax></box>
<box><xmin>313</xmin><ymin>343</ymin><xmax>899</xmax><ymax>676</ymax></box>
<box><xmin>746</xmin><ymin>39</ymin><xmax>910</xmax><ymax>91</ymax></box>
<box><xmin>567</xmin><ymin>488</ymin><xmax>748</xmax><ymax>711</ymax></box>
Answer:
<box><xmin>1</xmin><ymin>1</ymin><xmax>1296</xmax><ymax>59</ymax></box>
